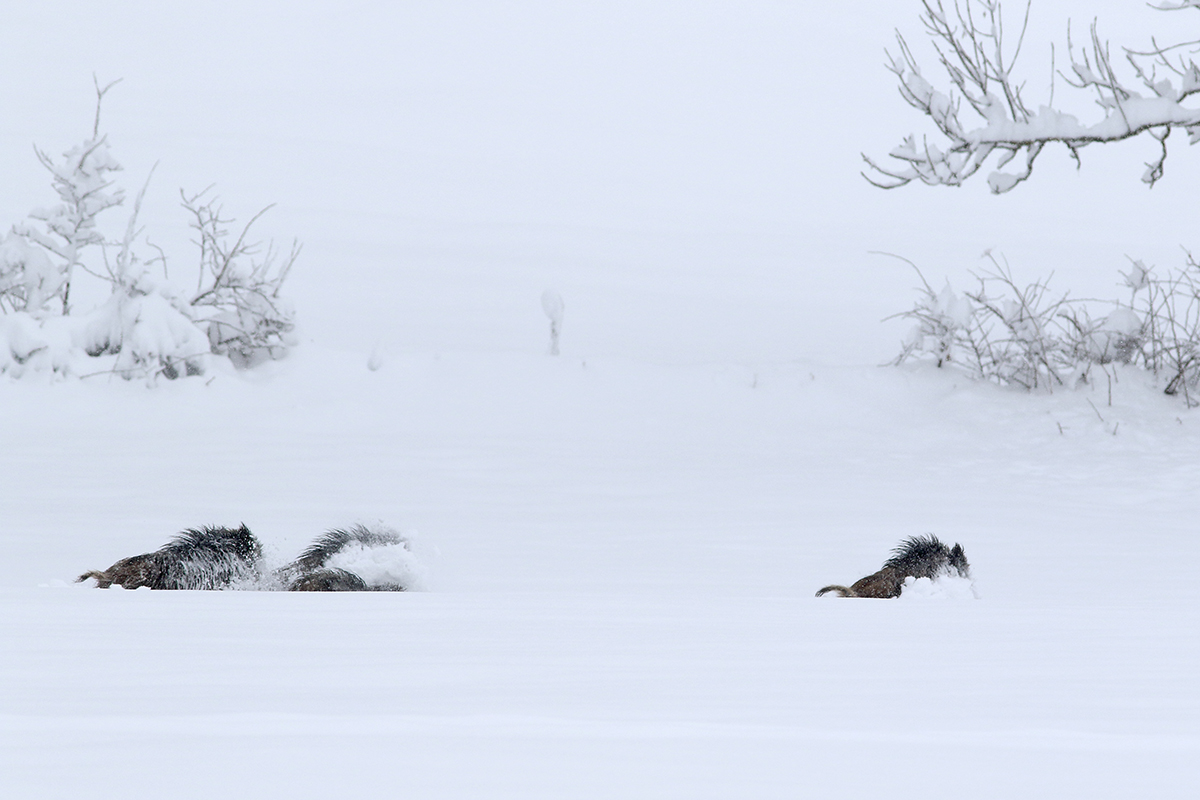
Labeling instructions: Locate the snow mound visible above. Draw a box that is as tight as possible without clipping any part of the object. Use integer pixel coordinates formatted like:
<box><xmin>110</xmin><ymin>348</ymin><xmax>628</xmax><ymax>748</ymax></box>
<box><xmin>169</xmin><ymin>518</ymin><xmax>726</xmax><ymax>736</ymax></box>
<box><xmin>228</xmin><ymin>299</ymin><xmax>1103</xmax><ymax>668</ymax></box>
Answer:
<box><xmin>897</xmin><ymin>574</ymin><xmax>979</xmax><ymax>600</ymax></box>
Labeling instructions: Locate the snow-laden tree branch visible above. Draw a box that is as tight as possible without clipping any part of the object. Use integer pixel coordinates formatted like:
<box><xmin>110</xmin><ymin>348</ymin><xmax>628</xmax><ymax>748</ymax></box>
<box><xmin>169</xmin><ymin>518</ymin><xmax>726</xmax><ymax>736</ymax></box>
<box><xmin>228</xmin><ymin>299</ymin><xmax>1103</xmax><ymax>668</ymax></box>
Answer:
<box><xmin>864</xmin><ymin>0</ymin><xmax>1200</xmax><ymax>193</ymax></box>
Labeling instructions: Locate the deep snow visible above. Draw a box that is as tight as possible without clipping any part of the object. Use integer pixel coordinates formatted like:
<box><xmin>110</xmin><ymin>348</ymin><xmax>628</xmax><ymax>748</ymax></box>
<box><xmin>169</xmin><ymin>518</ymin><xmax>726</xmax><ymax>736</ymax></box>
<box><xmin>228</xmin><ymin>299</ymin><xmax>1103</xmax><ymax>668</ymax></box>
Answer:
<box><xmin>5</xmin><ymin>355</ymin><xmax>1198</xmax><ymax>798</ymax></box>
<box><xmin>3</xmin><ymin>1</ymin><xmax>1200</xmax><ymax>798</ymax></box>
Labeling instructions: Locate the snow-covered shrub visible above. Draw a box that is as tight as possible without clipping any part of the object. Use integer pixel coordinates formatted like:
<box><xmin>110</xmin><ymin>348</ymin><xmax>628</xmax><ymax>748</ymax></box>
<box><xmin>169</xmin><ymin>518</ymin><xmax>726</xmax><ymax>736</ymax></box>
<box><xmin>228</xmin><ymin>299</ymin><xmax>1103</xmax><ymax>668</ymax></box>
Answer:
<box><xmin>1064</xmin><ymin>307</ymin><xmax>1144</xmax><ymax>366</ymax></box>
<box><xmin>0</xmin><ymin>79</ymin><xmax>298</xmax><ymax>383</ymax></box>
<box><xmin>0</xmin><ymin>311</ymin><xmax>71</xmax><ymax>376</ymax></box>
<box><xmin>1129</xmin><ymin>257</ymin><xmax>1200</xmax><ymax>401</ymax></box>
<box><xmin>890</xmin><ymin>253</ymin><xmax>1078</xmax><ymax>389</ymax></box>
<box><xmin>182</xmin><ymin>189</ymin><xmax>298</xmax><ymax>369</ymax></box>
<box><xmin>968</xmin><ymin>264</ymin><xmax>1079</xmax><ymax>390</ymax></box>
<box><xmin>892</xmin><ymin>253</ymin><xmax>1200</xmax><ymax>403</ymax></box>
<box><xmin>890</xmin><ymin>264</ymin><xmax>975</xmax><ymax>369</ymax></box>
<box><xmin>79</xmin><ymin>290</ymin><xmax>211</xmax><ymax>379</ymax></box>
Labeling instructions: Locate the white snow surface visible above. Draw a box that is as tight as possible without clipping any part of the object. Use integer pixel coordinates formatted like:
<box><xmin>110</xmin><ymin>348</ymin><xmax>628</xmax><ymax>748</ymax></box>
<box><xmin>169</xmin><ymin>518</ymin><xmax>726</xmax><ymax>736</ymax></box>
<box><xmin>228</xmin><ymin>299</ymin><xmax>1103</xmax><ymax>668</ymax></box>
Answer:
<box><xmin>2</xmin><ymin>2</ymin><xmax>1199</xmax><ymax>798</ymax></box>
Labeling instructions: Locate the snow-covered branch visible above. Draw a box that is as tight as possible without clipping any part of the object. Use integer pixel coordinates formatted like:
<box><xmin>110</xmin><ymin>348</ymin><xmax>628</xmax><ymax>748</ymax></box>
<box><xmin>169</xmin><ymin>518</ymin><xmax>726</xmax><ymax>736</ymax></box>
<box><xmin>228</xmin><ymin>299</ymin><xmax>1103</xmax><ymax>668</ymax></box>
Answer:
<box><xmin>865</xmin><ymin>0</ymin><xmax>1200</xmax><ymax>193</ymax></box>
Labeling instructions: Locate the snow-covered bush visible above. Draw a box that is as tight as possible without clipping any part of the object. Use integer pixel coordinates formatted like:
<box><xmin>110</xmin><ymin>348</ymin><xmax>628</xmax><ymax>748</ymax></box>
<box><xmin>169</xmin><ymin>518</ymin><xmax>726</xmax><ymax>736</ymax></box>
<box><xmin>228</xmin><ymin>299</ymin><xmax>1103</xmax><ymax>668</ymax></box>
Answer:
<box><xmin>1130</xmin><ymin>255</ymin><xmax>1200</xmax><ymax>399</ymax></box>
<box><xmin>1</xmin><ymin>230</ymin><xmax>67</xmax><ymax>314</ymax></box>
<box><xmin>890</xmin><ymin>263</ymin><xmax>975</xmax><ymax>369</ymax></box>
<box><xmin>181</xmin><ymin>189</ymin><xmax>298</xmax><ymax>369</ymax></box>
<box><xmin>890</xmin><ymin>253</ymin><xmax>1077</xmax><ymax>390</ymax></box>
<box><xmin>79</xmin><ymin>291</ymin><xmax>212</xmax><ymax>379</ymax></box>
<box><xmin>0</xmin><ymin>311</ymin><xmax>71</xmax><ymax>376</ymax></box>
<box><xmin>0</xmin><ymin>79</ymin><xmax>298</xmax><ymax>383</ymax></box>
<box><xmin>892</xmin><ymin>253</ymin><xmax>1200</xmax><ymax>403</ymax></box>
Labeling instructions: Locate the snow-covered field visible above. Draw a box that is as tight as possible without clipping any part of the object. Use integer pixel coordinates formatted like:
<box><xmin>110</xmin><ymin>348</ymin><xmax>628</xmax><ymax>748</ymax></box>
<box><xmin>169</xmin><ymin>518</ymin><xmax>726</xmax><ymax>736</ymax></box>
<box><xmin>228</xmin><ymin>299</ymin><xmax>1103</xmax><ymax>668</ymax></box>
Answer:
<box><xmin>3</xmin><ymin>2</ymin><xmax>1199</xmax><ymax>798</ymax></box>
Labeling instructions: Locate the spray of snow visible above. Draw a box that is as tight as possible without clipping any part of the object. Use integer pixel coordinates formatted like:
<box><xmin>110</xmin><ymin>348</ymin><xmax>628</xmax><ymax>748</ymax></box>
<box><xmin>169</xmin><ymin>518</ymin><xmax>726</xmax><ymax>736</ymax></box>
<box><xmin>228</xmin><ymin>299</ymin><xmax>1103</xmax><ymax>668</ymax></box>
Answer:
<box><xmin>322</xmin><ymin>527</ymin><xmax>430</xmax><ymax>591</ymax></box>
<box><xmin>898</xmin><ymin>574</ymin><xmax>979</xmax><ymax>600</ymax></box>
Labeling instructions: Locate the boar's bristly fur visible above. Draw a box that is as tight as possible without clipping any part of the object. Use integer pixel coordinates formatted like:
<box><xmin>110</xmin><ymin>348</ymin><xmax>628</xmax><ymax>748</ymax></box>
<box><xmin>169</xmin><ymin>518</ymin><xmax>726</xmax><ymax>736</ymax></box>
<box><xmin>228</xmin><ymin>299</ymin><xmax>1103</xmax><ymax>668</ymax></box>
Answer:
<box><xmin>77</xmin><ymin>525</ymin><xmax>263</xmax><ymax>590</ymax></box>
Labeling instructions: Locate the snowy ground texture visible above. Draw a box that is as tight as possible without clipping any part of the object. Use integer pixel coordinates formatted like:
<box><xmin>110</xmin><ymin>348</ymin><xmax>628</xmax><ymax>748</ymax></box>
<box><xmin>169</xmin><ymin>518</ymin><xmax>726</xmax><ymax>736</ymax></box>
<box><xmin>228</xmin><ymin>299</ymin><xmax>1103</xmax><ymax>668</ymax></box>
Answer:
<box><xmin>3</xmin><ymin>2</ymin><xmax>1200</xmax><ymax>798</ymax></box>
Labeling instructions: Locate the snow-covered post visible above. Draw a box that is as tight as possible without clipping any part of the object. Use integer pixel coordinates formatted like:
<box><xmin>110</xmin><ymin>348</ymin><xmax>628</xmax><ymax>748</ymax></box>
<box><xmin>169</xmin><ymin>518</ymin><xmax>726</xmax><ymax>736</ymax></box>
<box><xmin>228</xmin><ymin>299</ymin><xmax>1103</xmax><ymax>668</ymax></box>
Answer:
<box><xmin>367</xmin><ymin>340</ymin><xmax>385</xmax><ymax>372</ymax></box>
<box><xmin>541</xmin><ymin>289</ymin><xmax>564</xmax><ymax>356</ymax></box>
